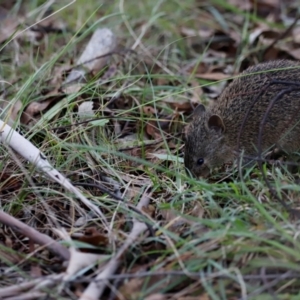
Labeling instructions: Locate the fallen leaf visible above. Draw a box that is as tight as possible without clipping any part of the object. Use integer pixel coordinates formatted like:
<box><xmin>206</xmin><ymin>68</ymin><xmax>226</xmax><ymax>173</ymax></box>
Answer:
<box><xmin>143</xmin><ymin>106</ymin><xmax>156</xmax><ymax>115</ymax></box>
<box><xmin>169</xmin><ymin>101</ymin><xmax>194</xmax><ymax>112</ymax></box>
<box><xmin>21</xmin><ymin>93</ymin><xmax>66</xmax><ymax>125</ymax></box>
<box><xmin>0</xmin><ymin>8</ymin><xmax>22</xmax><ymax>43</ymax></box>
<box><xmin>0</xmin><ymin>172</ymin><xmax>22</xmax><ymax>194</ymax></box>
<box><xmin>30</xmin><ymin>264</ymin><xmax>42</xmax><ymax>277</ymax></box>
<box><xmin>178</xmin><ymin>296</ymin><xmax>211</xmax><ymax>300</ymax></box>
<box><xmin>71</xmin><ymin>228</ymin><xmax>109</xmax><ymax>253</ymax></box>
<box><xmin>65</xmin><ymin>28</ymin><xmax>117</xmax><ymax>85</ymax></box>
<box><xmin>293</xmin><ymin>26</ymin><xmax>300</xmax><ymax>44</ymax></box>
<box><xmin>227</xmin><ymin>0</ymin><xmax>252</xmax><ymax>10</ymax></box>
<box><xmin>78</xmin><ymin>101</ymin><xmax>95</xmax><ymax>120</ymax></box>
<box><xmin>144</xmin><ymin>294</ymin><xmax>168</xmax><ymax>300</ymax></box>
<box><xmin>287</xmin><ymin>48</ymin><xmax>300</xmax><ymax>60</ymax></box>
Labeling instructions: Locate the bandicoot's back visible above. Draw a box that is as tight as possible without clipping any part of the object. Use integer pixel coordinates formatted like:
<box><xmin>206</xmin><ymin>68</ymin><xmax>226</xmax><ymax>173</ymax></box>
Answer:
<box><xmin>184</xmin><ymin>60</ymin><xmax>300</xmax><ymax>177</ymax></box>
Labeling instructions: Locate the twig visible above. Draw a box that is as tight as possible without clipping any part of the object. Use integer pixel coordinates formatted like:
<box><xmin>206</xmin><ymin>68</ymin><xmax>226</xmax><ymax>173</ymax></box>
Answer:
<box><xmin>79</xmin><ymin>185</ymin><xmax>153</xmax><ymax>300</ymax></box>
<box><xmin>0</xmin><ymin>273</ymin><xmax>63</xmax><ymax>298</ymax></box>
<box><xmin>263</xmin><ymin>14</ymin><xmax>300</xmax><ymax>57</ymax></box>
<box><xmin>3</xmin><ymin>291</ymin><xmax>47</xmax><ymax>300</ymax></box>
<box><xmin>74</xmin><ymin>269</ymin><xmax>299</xmax><ymax>282</ymax></box>
<box><xmin>240</xmin><ymin>270</ymin><xmax>295</xmax><ymax>300</ymax></box>
<box><xmin>0</xmin><ymin>120</ymin><xmax>109</xmax><ymax>228</ymax></box>
<box><xmin>0</xmin><ymin>210</ymin><xmax>70</xmax><ymax>261</ymax></box>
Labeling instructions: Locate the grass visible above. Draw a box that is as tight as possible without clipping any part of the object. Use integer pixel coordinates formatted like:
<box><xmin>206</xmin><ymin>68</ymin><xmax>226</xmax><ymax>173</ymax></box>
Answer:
<box><xmin>1</xmin><ymin>0</ymin><xmax>300</xmax><ymax>299</ymax></box>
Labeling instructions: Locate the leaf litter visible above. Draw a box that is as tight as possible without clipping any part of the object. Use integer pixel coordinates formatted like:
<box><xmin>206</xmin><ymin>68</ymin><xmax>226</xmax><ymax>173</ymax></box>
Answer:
<box><xmin>1</xmin><ymin>0</ymin><xmax>300</xmax><ymax>299</ymax></box>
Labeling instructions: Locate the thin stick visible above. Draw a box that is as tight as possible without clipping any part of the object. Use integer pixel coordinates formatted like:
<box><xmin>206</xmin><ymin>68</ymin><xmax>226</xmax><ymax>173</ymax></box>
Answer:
<box><xmin>79</xmin><ymin>185</ymin><xmax>153</xmax><ymax>300</ymax></box>
<box><xmin>263</xmin><ymin>14</ymin><xmax>300</xmax><ymax>57</ymax></box>
<box><xmin>0</xmin><ymin>210</ymin><xmax>70</xmax><ymax>261</ymax></box>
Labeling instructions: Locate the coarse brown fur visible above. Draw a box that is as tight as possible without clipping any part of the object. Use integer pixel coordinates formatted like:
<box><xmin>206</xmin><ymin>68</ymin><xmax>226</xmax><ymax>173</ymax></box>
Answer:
<box><xmin>184</xmin><ymin>60</ymin><xmax>300</xmax><ymax>177</ymax></box>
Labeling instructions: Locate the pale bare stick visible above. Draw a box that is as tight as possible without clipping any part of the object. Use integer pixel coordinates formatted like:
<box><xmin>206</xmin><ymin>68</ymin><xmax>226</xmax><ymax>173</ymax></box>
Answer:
<box><xmin>0</xmin><ymin>278</ymin><xmax>43</xmax><ymax>298</ymax></box>
<box><xmin>2</xmin><ymin>291</ymin><xmax>47</xmax><ymax>300</ymax></box>
<box><xmin>0</xmin><ymin>120</ymin><xmax>108</xmax><ymax>229</ymax></box>
<box><xmin>79</xmin><ymin>186</ymin><xmax>153</xmax><ymax>300</ymax></box>
<box><xmin>0</xmin><ymin>274</ymin><xmax>63</xmax><ymax>298</ymax></box>
<box><xmin>0</xmin><ymin>209</ymin><xmax>69</xmax><ymax>261</ymax></box>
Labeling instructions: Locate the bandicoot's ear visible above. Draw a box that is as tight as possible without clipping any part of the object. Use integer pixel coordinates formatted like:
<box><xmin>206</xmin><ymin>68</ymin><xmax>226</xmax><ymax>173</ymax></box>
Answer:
<box><xmin>193</xmin><ymin>104</ymin><xmax>206</xmax><ymax>119</ymax></box>
<box><xmin>208</xmin><ymin>114</ymin><xmax>225</xmax><ymax>132</ymax></box>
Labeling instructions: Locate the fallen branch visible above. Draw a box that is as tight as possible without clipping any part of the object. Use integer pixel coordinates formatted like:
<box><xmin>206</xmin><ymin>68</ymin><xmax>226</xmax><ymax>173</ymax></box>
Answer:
<box><xmin>0</xmin><ymin>120</ymin><xmax>108</xmax><ymax>228</ymax></box>
<box><xmin>3</xmin><ymin>291</ymin><xmax>47</xmax><ymax>300</ymax></box>
<box><xmin>0</xmin><ymin>274</ymin><xmax>63</xmax><ymax>298</ymax></box>
<box><xmin>79</xmin><ymin>185</ymin><xmax>153</xmax><ymax>300</ymax></box>
<box><xmin>0</xmin><ymin>209</ymin><xmax>70</xmax><ymax>261</ymax></box>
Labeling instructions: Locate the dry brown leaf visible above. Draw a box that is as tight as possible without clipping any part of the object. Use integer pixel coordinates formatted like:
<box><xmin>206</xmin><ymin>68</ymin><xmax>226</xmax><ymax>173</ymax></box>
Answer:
<box><xmin>146</xmin><ymin>115</ymin><xmax>174</xmax><ymax>139</ymax></box>
<box><xmin>258</xmin><ymin>30</ymin><xmax>281</xmax><ymax>46</ymax></box>
<box><xmin>75</xmin><ymin>227</ymin><xmax>108</xmax><ymax>252</ymax></box>
<box><xmin>263</xmin><ymin>46</ymin><xmax>280</xmax><ymax>61</ymax></box>
<box><xmin>227</xmin><ymin>0</ymin><xmax>252</xmax><ymax>10</ymax></box>
<box><xmin>189</xmin><ymin>201</ymin><xmax>204</xmax><ymax>219</ymax></box>
<box><xmin>144</xmin><ymin>294</ymin><xmax>168</xmax><ymax>300</ymax></box>
<box><xmin>51</xmin><ymin>64</ymin><xmax>72</xmax><ymax>87</ymax></box>
<box><xmin>180</xmin><ymin>27</ymin><xmax>197</xmax><ymax>37</ymax></box>
<box><xmin>146</xmin><ymin>149</ymin><xmax>169</xmax><ymax>165</ymax></box>
<box><xmin>10</xmin><ymin>100</ymin><xmax>23</xmax><ymax>123</ymax></box>
<box><xmin>283</xmin><ymin>48</ymin><xmax>300</xmax><ymax>60</ymax></box>
<box><xmin>115</xmin><ymin>96</ymin><xmax>134</xmax><ymax>109</ymax></box>
<box><xmin>143</xmin><ymin>106</ymin><xmax>156</xmax><ymax>115</ymax></box>
<box><xmin>250</xmin><ymin>0</ymin><xmax>280</xmax><ymax>18</ymax></box>
<box><xmin>99</xmin><ymin>63</ymin><xmax>118</xmax><ymax>82</ymax></box>
<box><xmin>119</xmin><ymin>277</ymin><xmax>144</xmax><ymax>299</ymax></box>
<box><xmin>119</xmin><ymin>272</ymin><xmax>175</xmax><ymax>299</ymax></box>
<box><xmin>146</xmin><ymin>121</ymin><xmax>162</xmax><ymax>139</ymax></box>
<box><xmin>189</xmin><ymin>80</ymin><xmax>203</xmax><ymax>105</ymax></box>
<box><xmin>77</xmin><ymin>28</ymin><xmax>117</xmax><ymax>72</ymax></box>
<box><xmin>0</xmin><ymin>229</ymin><xmax>21</xmax><ymax>264</ymax></box>
<box><xmin>227</xmin><ymin>30</ymin><xmax>241</xmax><ymax>44</ymax></box>
<box><xmin>0</xmin><ymin>10</ymin><xmax>22</xmax><ymax>43</ymax></box>
<box><xmin>292</xmin><ymin>26</ymin><xmax>300</xmax><ymax>44</ymax></box>
<box><xmin>158</xmin><ymin>201</ymin><xmax>204</xmax><ymax>234</ymax></box>
<box><xmin>0</xmin><ymin>247</ymin><xmax>21</xmax><ymax>264</ymax></box>
<box><xmin>141</xmin><ymin>204</ymin><xmax>156</xmax><ymax>217</ymax></box>
<box><xmin>178</xmin><ymin>296</ymin><xmax>211</xmax><ymax>300</ymax></box>
<box><xmin>169</xmin><ymin>101</ymin><xmax>193</xmax><ymax>112</ymax></box>
<box><xmin>65</xmin><ymin>28</ymin><xmax>117</xmax><ymax>86</ymax></box>
<box><xmin>63</xmin><ymin>82</ymin><xmax>85</xmax><ymax>94</ymax></box>
<box><xmin>123</xmin><ymin>143</ymin><xmax>162</xmax><ymax>168</ymax></box>
<box><xmin>21</xmin><ymin>93</ymin><xmax>65</xmax><ymax>125</ymax></box>
<box><xmin>35</xmin><ymin>10</ymin><xmax>66</xmax><ymax>30</ymax></box>
<box><xmin>159</xmin><ymin>211</ymin><xmax>188</xmax><ymax>233</ymax></box>
<box><xmin>271</xmin><ymin>42</ymin><xmax>300</xmax><ymax>60</ymax></box>
<box><xmin>124</xmin><ymin>184</ymin><xmax>144</xmax><ymax>201</ymax></box>
<box><xmin>183</xmin><ymin>61</ymin><xmax>209</xmax><ymax>75</ymax></box>
<box><xmin>0</xmin><ymin>99</ymin><xmax>23</xmax><ymax>125</ymax></box>
<box><xmin>30</xmin><ymin>264</ymin><xmax>42</xmax><ymax>277</ymax></box>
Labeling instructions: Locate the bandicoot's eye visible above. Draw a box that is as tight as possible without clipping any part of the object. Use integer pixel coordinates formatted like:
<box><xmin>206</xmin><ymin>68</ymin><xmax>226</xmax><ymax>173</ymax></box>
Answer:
<box><xmin>197</xmin><ymin>158</ymin><xmax>204</xmax><ymax>166</ymax></box>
